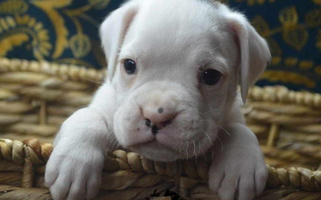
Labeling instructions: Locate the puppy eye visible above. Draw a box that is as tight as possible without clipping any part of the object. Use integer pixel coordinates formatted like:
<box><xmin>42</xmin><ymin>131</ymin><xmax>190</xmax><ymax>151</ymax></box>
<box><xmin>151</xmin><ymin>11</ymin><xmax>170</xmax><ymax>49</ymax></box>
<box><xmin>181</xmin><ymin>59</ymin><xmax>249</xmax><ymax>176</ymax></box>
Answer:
<box><xmin>200</xmin><ymin>69</ymin><xmax>221</xmax><ymax>85</ymax></box>
<box><xmin>124</xmin><ymin>59</ymin><xmax>136</xmax><ymax>74</ymax></box>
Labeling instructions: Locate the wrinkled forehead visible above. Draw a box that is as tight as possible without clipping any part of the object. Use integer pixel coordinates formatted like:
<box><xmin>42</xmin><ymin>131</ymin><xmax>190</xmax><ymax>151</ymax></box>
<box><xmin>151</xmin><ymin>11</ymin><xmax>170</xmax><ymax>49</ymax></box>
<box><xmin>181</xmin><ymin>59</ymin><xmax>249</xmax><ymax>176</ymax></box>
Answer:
<box><xmin>121</xmin><ymin>0</ymin><xmax>229</xmax><ymax>65</ymax></box>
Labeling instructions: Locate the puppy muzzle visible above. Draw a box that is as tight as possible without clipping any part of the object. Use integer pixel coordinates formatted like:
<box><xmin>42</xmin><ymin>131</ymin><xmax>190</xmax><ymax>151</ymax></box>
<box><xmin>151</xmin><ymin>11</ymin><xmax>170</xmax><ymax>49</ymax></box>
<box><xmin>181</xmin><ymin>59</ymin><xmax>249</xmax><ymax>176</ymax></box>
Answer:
<box><xmin>113</xmin><ymin>81</ymin><xmax>218</xmax><ymax>161</ymax></box>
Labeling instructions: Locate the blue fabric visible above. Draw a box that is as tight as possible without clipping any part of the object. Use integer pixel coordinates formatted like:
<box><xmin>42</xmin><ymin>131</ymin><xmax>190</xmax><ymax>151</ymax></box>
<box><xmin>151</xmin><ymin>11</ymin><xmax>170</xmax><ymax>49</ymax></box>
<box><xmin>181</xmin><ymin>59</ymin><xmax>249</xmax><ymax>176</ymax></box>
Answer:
<box><xmin>0</xmin><ymin>0</ymin><xmax>122</xmax><ymax>69</ymax></box>
<box><xmin>226</xmin><ymin>0</ymin><xmax>321</xmax><ymax>93</ymax></box>
<box><xmin>0</xmin><ymin>0</ymin><xmax>320</xmax><ymax>93</ymax></box>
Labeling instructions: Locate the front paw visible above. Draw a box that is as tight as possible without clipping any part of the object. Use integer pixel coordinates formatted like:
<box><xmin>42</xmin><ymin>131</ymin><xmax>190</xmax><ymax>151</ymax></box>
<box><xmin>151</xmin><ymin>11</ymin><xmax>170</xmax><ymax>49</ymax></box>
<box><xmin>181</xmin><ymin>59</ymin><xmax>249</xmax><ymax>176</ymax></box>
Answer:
<box><xmin>208</xmin><ymin>124</ymin><xmax>267</xmax><ymax>200</ymax></box>
<box><xmin>209</xmin><ymin>154</ymin><xmax>267</xmax><ymax>200</ymax></box>
<box><xmin>45</xmin><ymin>141</ymin><xmax>104</xmax><ymax>200</ymax></box>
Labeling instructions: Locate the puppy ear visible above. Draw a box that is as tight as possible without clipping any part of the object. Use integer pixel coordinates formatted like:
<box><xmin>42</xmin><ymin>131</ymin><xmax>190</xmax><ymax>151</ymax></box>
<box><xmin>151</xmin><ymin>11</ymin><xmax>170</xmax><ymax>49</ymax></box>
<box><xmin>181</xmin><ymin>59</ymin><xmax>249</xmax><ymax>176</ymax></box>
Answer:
<box><xmin>99</xmin><ymin>1</ymin><xmax>140</xmax><ymax>80</ymax></box>
<box><xmin>226</xmin><ymin>12</ymin><xmax>271</xmax><ymax>103</ymax></box>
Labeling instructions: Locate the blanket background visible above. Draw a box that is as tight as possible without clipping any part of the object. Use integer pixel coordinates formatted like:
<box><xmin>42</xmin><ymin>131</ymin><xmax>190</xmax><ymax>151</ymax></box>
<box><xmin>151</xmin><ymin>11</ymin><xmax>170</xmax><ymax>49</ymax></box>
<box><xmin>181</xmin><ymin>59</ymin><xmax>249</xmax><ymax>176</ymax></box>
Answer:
<box><xmin>0</xmin><ymin>0</ymin><xmax>320</xmax><ymax>93</ymax></box>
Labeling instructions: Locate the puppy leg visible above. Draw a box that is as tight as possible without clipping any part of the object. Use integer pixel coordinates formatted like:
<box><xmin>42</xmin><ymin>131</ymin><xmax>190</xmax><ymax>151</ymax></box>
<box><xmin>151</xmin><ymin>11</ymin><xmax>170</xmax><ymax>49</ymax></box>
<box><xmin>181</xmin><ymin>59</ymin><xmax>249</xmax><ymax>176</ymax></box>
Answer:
<box><xmin>45</xmin><ymin>83</ymin><xmax>117</xmax><ymax>200</ymax></box>
<box><xmin>209</xmin><ymin>123</ymin><xmax>267</xmax><ymax>200</ymax></box>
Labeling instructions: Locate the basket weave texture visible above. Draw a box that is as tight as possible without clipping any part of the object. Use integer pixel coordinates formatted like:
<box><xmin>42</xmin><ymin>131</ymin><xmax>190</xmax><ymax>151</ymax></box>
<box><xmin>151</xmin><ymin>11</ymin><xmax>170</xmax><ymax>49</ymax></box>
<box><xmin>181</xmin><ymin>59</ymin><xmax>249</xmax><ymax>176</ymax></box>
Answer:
<box><xmin>1</xmin><ymin>58</ymin><xmax>321</xmax><ymax>200</ymax></box>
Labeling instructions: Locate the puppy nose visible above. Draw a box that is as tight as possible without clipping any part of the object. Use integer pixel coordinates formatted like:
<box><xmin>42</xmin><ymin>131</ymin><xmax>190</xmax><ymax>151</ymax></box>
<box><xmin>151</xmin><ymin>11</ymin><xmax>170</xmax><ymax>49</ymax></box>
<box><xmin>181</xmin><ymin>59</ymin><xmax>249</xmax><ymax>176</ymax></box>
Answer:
<box><xmin>142</xmin><ymin>105</ymin><xmax>177</xmax><ymax>132</ymax></box>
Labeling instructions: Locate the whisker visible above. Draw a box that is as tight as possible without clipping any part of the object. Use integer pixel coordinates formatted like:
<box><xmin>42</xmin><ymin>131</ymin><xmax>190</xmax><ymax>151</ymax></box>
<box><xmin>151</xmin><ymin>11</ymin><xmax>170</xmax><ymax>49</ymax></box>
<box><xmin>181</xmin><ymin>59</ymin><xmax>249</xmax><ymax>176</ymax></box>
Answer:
<box><xmin>178</xmin><ymin>141</ymin><xmax>182</xmax><ymax>157</ymax></box>
<box><xmin>201</xmin><ymin>130</ymin><xmax>212</xmax><ymax>144</ymax></box>
<box><xmin>198</xmin><ymin>119</ymin><xmax>214</xmax><ymax>124</ymax></box>
<box><xmin>107</xmin><ymin>138</ymin><xmax>114</xmax><ymax>149</ymax></box>
<box><xmin>211</xmin><ymin>146</ymin><xmax>215</xmax><ymax>158</ymax></box>
<box><xmin>185</xmin><ymin>140</ymin><xmax>189</xmax><ymax>160</ymax></box>
<box><xmin>109</xmin><ymin>140</ymin><xmax>114</xmax><ymax>150</ymax></box>
<box><xmin>215</xmin><ymin>124</ymin><xmax>231</xmax><ymax>136</ymax></box>
<box><xmin>193</xmin><ymin>140</ymin><xmax>197</xmax><ymax>159</ymax></box>
<box><xmin>112</xmin><ymin>140</ymin><xmax>119</xmax><ymax>151</ymax></box>
<box><xmin>216</xmin><ymin>135</ymin><xmax>224</xmax><ymax>152</ymax></box>
<box><xmin>199</xmin><ymin>110</ymin><xmax>211</xmax><ymax>116</ymax></box>
<box><xmin>197</xmin><ymin>138</ymin><xmax>202</xmax><ymax>157</ymax></box>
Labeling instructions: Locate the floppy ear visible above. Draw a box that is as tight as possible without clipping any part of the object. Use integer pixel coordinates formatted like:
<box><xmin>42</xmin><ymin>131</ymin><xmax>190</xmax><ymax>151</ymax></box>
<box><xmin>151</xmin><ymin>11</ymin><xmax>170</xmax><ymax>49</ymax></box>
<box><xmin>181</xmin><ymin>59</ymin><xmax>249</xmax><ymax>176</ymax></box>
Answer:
<box><xmin>99</xmin><ymin>1</ymin><xmax>140</xmax><ymax>80</ymax></box>
<box><xmin>226</xmin><ymin>12</ymin><xmax>271</xmax><ymax>103</ymax></box>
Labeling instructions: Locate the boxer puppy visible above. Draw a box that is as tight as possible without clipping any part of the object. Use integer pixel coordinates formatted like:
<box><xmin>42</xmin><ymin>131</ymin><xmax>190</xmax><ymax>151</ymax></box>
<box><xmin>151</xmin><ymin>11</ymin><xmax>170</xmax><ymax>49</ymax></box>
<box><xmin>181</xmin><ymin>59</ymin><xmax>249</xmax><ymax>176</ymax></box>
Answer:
<box><xmin>45</xmin><ymin>0</ymin><xmax>270</xmax><ymax>199</ymax></box>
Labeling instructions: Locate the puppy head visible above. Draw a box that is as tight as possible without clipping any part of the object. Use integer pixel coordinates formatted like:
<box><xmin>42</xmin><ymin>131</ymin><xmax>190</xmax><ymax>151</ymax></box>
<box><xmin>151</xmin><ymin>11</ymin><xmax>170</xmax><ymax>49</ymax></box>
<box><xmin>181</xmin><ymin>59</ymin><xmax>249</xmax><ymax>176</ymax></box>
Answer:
<box><xmin>100</xmin><ymin>0</ymin><xmax>270</xmax><ymax>161</ymax></box>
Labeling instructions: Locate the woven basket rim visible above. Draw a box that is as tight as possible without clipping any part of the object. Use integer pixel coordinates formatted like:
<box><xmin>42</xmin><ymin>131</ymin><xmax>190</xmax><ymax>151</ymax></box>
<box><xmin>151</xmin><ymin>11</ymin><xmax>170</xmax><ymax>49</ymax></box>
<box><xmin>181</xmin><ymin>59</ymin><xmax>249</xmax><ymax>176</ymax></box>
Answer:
<box><xmin>1</xmin><ymin>138</ymin><xmax>321</xmax><ymax>193</ymax></box>
<box><xmin>0</xmin><ymin>58</ymin><xmax>106</xmax><ymax>83</ymax></box>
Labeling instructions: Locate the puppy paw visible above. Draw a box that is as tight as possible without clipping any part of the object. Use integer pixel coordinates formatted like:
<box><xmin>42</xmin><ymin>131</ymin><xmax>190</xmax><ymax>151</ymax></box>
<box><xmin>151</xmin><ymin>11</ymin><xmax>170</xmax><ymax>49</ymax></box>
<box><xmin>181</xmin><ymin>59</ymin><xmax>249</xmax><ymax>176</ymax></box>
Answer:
<box><xmin>209</xmin><ymin>156</ymin><xmax>267</xmax><ymax>200</ymax></box>
<box><xmin>208</xmin><ymin>124</ymin><xmax>268</xmax><ymax>200</ymax></box>
<box><xmin>45</xmin><ymin>139</ymin><xmax>104</xmax><ymax>200</ymax></box>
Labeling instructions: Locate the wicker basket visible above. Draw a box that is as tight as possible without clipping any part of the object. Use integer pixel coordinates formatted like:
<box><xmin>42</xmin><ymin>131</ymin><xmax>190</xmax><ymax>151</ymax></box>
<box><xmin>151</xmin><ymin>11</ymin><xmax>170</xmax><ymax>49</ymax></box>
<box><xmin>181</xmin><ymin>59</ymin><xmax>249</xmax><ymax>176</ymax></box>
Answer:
<box><xmin>1</xmin><ymin>58</ymin><xmax>321</xmax><ymax>200</ymax></box>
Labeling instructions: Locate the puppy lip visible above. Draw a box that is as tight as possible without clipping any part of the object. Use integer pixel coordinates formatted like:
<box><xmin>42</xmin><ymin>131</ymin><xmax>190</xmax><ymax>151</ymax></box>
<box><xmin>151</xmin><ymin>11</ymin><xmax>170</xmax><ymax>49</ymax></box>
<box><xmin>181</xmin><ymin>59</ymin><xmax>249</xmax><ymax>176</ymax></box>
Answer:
<box><xmin>126</xmin><ymin>137</ymin><xmax>156</xmax><ymax>148</ymax></box>
<box><xmin>128</xmin><ymin>137</ymin><xmax>178</xmax><ymax>153</ymax></box>
<box><xmin>124</xmin><ymin>127</ymin><xmax>181</xmax><ymax>148</ymax></box>
<box><xmin>130</xmin><ymin>140</ymin><xmax>179</xmax><ymax>156</ymax></box>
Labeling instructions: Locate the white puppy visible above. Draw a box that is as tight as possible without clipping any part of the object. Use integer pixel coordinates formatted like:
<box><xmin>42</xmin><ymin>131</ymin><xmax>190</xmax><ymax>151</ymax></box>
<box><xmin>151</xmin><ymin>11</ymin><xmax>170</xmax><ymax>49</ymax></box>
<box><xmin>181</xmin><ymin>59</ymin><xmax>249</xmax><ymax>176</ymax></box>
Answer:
<box><xmin>45</xmin><ymin>0</ymin><xmax>271</xmax><ymax>199</ymax></box>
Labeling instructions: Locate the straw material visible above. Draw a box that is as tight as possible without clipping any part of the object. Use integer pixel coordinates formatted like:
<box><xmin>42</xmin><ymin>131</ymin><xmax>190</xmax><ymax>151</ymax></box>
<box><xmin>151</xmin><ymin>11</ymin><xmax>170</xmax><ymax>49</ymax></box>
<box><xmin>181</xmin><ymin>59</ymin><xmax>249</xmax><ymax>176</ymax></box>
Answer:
<box><xmin>1</xmin><ymin>138</ymin><xmax>321</xmax><ymax>200</ymax></box>
<box><xmin>0</xmin><ymin>58</ymin><xmax>104</xmax><ymax>143</ymax></box>
<box><xmin>1</xmin><ymin>58</ymin><xmax>321</xmax><ymax>199</ymax></box>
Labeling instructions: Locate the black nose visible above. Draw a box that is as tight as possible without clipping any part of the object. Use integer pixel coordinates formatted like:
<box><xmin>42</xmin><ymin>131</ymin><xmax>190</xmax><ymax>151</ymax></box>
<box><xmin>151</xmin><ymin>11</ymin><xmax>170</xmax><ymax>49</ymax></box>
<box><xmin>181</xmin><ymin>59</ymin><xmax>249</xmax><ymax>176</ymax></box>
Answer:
<box><xmin>151</xmin><ymin>125</ymin><xmax>158</xmax><ymax>135</ymax></box>
<box><xmin>143</xmin><ymin>106</ymin><xmax>176</xmax><ymax>131</ymax></box>
<box><xmin>145</xmin><ymin>119</ymin><xmax>151</xmax><ymax>127</ymax></box>
<box><xmin>145</xmin><ymin>119</ymin><xmax>159</xmax><ymax>135</ymax></box>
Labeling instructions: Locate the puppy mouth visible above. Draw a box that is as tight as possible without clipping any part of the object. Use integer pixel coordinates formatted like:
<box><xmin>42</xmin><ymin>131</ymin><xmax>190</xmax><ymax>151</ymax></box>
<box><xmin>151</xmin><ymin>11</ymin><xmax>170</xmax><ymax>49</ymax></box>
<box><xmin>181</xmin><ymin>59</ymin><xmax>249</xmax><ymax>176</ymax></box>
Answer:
<box><xmin>129</xmin><ymin>136</ymin><xmax>177</xmax><ymax>153</ymax></box>
<box><xmin>129</xmin><ymin>139</ymin><xmax>183</xmax><ymax>161</ymax></box>
<box><xmin>127</xmin><ymin>128</ymin><xmax>215</xmax><ymax>161</ymax></box>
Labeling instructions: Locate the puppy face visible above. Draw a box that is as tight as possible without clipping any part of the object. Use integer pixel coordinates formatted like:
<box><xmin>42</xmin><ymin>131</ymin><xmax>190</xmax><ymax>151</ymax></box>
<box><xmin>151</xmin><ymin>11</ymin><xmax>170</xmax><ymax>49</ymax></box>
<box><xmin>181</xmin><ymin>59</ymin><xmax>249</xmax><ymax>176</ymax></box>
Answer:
<box><xmin>100</xmin><ymin>0</ymin><xmax>270</xmax><ymax>161</ymax></box>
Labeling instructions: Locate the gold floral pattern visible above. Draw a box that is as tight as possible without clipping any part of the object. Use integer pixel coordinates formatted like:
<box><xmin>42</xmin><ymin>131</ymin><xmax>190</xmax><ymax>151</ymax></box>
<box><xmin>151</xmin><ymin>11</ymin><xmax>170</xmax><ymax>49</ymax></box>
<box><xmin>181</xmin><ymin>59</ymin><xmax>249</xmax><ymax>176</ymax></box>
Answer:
<box><xmin>0</xmin><ymin>15</ymin><xmax>51</xmax><ymax>60</ymax></box>
<box><xmin>0</xmin><ymin>0</ymin><xmax>111</xmax><ymax>68</ymax></box>
<box><xmin>315</xmin><ymin>66</ymin><xmax>321</xmax><ymax>75</ymax></box>
<box><xmin>221</xmin><ymin>0</ymin><xmax>321</xmax><ymax>93</ymax></box>
<box><xmin>0</xmin><ymin>0</ymin><xmax>28</xmax><ymax>15</ymax></box>
<box><xmin>261</xmin><ymin>70</ymin><xmax>316</xmax><ymax>88</ymax></box>
<box><xmin>235</xmin><ymin>0</ymin><xmax>276</xmax><ymax>6</ymax></box>
<box><xmin>30</xmin><ymin>0</ymin><xmax>71</xmax><ymax>59</ymax></box>
<box><xmin>89</xmin><ymin>0</ymin><xmax>110</xmax><ymax>10</ymax></box>
<box><xmin>313</xmin><ymin>0</ymin><xmax>321</xmax><ymax>6</ymax></box>
<box><xmin>69</xmin><ymin>33</ymin><xmax>91</xmax><ymax>58</ymax></box>
<box><xmin>0</xmin><ymin>0</ymin><xmax>320</xmax><ymax>93</ymax></box>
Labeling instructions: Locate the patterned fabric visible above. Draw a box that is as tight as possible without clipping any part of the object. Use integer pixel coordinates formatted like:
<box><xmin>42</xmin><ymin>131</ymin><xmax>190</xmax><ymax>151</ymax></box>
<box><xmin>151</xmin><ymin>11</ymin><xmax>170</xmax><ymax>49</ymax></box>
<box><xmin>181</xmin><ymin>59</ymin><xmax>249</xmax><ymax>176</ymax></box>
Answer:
<box><xmin>0</xmin><ymin>0</ymin><xmax>121</xmax><ymax>69</ymax></box>
<box><xmin>0</xmin><ymin>0</ymin><xmax>320</xmax><ymax>93</ymax></box>
<box><xmin>224</xmin><ymin>0</ymin><xmax>321</xmax><ymax>93</ymax></box>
